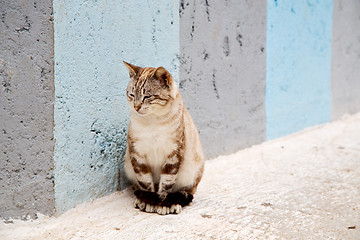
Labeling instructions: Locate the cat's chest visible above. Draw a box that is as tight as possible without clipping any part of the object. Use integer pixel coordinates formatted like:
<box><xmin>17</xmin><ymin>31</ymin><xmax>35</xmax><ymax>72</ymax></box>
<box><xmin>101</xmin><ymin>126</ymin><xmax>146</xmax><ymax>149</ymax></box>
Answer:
<box><xmin>132</xmin><ymin>123</ymin><xmax>176</xmax><ymax>167</ymax></box>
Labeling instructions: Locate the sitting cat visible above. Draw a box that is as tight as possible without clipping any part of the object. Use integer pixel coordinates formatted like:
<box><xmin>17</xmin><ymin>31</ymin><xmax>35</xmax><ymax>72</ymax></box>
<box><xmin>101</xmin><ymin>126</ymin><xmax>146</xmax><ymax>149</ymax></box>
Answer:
<box><xmin>123</xmin><ymin>61</ymin><xmax>204</xmax><ymax>215</ymax></box>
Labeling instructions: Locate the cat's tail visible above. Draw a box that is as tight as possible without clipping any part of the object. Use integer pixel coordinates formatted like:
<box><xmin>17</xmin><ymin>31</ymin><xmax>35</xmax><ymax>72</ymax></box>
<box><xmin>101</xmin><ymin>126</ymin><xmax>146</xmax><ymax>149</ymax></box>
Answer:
<box><xmin>134</xmin><ymin>190</ymin><xmax>193</xmax><ymax>207</ymax></box>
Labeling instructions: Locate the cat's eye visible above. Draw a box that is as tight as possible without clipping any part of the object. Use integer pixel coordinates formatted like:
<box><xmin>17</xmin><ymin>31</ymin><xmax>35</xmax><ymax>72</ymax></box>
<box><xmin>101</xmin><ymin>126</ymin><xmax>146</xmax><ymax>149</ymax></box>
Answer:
<box><xmin>142</xmin><ymin>95</ymin><xmax>151</xmax><ymax>102</ymax></box>
<box><xmin>129</xmin><ymin>93</ymin><xmax>135</xmax><ymax>98</ymax></box>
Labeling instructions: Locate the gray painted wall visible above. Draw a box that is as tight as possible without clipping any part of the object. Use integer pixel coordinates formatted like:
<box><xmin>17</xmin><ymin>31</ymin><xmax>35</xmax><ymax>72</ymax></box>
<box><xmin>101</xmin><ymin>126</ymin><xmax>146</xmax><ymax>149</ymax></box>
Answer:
<box><xmin>0</xmin><ymin>0</ymin><xmax>55</xmax><ymax>219</ymax></box>
<box><xmin>331</xmin><ymin>0</ymin><xmax>360</xmax><ymax>119</ymax></box>
<box><xmin>179</xmin><ymin>0</ymin><xmax>267</xmax><ymax>158</ymax></box>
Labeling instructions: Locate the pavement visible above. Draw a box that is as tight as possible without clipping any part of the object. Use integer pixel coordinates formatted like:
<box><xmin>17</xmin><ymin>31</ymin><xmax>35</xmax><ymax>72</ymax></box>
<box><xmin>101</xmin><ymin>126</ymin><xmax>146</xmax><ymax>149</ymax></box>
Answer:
<box><xmin>1</xmin><ymin>113</ymin><xmax>360</xmax><ymax>240</ymax></box>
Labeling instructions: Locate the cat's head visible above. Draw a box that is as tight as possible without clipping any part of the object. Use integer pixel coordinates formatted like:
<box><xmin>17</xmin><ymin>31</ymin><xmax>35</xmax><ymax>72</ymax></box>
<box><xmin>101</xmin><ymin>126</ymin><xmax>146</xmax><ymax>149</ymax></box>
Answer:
<box><xmin>123</xmin><ymin>61</ymin><xmax>176</xmax><ymax>116</ymax></box>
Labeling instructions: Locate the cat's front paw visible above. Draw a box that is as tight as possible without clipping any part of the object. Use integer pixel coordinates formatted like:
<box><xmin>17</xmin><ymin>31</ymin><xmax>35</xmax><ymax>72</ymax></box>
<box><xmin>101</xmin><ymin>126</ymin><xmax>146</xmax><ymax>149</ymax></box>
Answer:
<box><xmin>135</xmin><ymin>199</ymin><xmax>182</xmax><ymax>215</ymax></box>
<box><xmin>156</xmin><ymin>205</ymin><xmax>170</xmax><ymax>215</ymax></box>
<box><xmin>170</xmin><ymin>204</ymin><xmax>182</xmax><ymax>214</ymax></box>
<box><xmin>156</xmin><ymin>204</ymin><xmax>182</xmax><ymax>215</ymax></box>
<box><xmin>133</xmin><ymin>198</ymin><xmax>145</xmax><ymax>210</ymax></box>
<box><xmin>134</xmin><ymin>199</ymin><xmax>157</xmax><ymax>213</ymax></box>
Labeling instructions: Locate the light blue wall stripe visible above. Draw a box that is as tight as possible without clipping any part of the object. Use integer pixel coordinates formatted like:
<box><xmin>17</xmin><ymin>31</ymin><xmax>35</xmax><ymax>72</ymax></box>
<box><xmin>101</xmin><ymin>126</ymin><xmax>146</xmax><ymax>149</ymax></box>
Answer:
<box><xmin>266</xmin><ymin>0</ymin><xmax>333</xmax><ymax>140</ymax></box>
<box><xmin>53</xmin><ymin>0</ymin><xmax>179</xmax><ymax>213</ymax></box>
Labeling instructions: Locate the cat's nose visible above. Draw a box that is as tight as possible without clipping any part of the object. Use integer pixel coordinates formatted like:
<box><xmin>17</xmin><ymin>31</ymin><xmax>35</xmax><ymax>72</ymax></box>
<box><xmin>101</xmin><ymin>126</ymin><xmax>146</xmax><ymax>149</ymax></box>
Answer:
<box><xmin>134</xmin><ymin>104</ymin><xmax>141</xmax><ymax>111</ymax></box>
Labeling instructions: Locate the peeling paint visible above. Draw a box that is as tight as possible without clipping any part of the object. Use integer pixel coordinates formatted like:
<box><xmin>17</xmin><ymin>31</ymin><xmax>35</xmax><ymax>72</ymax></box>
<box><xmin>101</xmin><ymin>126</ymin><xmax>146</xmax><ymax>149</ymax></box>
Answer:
<box><xmin>236</xmin><ymin>34</ymin><xmax>243</xmax><ymax>48</ymax></box>
<box><xmin>223</xmin><ymin>36</ymin><xmax>230</xmax><ymax>56</ymax></box>
<box><xmin>212</xmin><ymin>69</ymin><xmax>220</xmax><ymax>99</ymax></box>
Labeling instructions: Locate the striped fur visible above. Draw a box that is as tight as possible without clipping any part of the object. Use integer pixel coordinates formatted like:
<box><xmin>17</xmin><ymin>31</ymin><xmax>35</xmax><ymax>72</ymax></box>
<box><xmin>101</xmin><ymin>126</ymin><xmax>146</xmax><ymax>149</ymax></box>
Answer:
<box><xmin>123</xmin><ymin>61</ymin><xmax>204</xmax><ymax>215</ymax></box>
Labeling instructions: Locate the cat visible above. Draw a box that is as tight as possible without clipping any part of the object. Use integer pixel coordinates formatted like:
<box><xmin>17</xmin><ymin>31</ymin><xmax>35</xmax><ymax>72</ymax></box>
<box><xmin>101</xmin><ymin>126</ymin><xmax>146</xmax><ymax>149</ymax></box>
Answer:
<box><xmin>123</xmin><ymin>61</ymin><xmax>204</xmax><ymax>215</ymax></box>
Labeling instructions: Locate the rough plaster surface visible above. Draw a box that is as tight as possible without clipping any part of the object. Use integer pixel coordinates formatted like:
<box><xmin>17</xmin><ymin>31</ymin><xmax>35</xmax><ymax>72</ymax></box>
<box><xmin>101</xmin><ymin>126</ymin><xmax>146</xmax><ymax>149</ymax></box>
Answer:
<box><xmin>0</xmin><ymin>0</ymin><xmax>55</xmax><ymax>219</ymax></box>
<box><xmin>53</xmin><ymin>0</ymin><xmax>179</xmax><ymax>213</ymax></box>
<box><xmin>2</xmin><ymin>113</ymin><xmax>359</xmax><ymax>239</ymax></box>
<box><xmin>179</xmin><ymin>0</ymin><xmax>267</xmax><ymax>158</ymax></box>
<box><xmin>331</xmin><ymin>0</ymin><xmax>360</xmax><ymax>120</ymax></box>
<box><xmin>266</xmin><ymin>1</ymin><xmax>333</xmax><ymax>140</ymax></box>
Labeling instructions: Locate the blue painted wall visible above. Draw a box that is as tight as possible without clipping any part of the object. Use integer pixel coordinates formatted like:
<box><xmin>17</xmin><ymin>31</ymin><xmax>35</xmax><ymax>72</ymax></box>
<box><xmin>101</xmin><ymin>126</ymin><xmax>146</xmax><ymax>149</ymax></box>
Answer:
<box><xmin>266</xmin><ymin>0</ymin><xmax>333</xmax><ymax>139</ymax></box>
<box><xmin>53</xmin><ymin>0</ymin><xmax>179</xmax><ymax>213</ymax></box>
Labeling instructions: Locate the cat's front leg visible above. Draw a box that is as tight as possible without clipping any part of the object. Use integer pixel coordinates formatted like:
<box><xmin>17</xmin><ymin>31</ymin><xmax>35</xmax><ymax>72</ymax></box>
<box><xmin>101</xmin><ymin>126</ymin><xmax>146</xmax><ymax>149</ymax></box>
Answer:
<box><xmin>158</xmin><ymin>149</ymin><xmax>182</xmax><ymax>201</ymax></box>
<box><xmin>130</xmin><ymin>154</ymin><xmax>155</xmax><ymax>192</ymax></box>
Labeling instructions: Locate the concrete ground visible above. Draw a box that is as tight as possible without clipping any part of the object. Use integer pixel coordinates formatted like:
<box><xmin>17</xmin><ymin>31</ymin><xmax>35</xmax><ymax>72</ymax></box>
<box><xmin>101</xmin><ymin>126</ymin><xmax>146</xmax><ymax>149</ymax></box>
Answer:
<box><xmin>1</xmin><ymin>113</ymin><xmax>360</xmax><ymax>240</ymax></box>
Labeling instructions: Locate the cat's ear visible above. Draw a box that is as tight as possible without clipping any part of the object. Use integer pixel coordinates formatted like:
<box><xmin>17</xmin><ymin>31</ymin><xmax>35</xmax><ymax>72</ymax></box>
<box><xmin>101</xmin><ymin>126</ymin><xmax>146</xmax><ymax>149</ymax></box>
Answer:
<box><xmin>154</xmin><ymin>67</ymin><xmax>172</xmax><ymax>87</ymax></box>
<box><xmin>123</xmin><ymin>61</ymin><xmax>141</xmax><ymax>78</ymax></box>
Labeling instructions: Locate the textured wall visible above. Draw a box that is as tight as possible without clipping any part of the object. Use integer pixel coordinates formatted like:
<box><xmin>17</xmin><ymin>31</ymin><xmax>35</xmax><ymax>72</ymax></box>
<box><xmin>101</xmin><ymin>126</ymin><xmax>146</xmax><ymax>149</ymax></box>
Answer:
<box><xmin>331</xmin><ymin>0</ymin><xmax>360</xmax><ymax>119</ymax></box>
<box><xmin>179</xmin><ymin>0</ymin><xmax>267</xmax><ymax>158</ymax></box>
<box><xmin>266</xmin><ymin>0</ymin><xmax>333</xmax><ymax>140</ymax></box>
<box><xmin>53</xmin><ymin>0</ymin><xmax>179</xmax><ymax>213</ymax></box>
<box><xmin>0</xmin><ymin>0</ymin><xmax>55</xmax><ymax>219</ymax></box>
<box><xmin>2</xmin><ymin>0</ymin><xmax>360</xmax><ymax>220</ymax></box>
